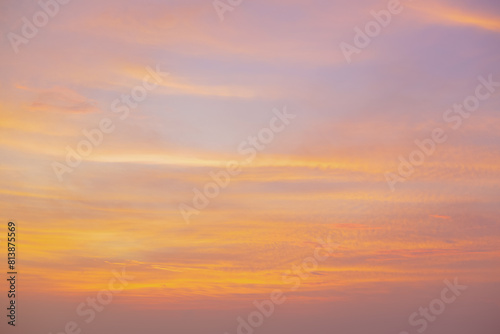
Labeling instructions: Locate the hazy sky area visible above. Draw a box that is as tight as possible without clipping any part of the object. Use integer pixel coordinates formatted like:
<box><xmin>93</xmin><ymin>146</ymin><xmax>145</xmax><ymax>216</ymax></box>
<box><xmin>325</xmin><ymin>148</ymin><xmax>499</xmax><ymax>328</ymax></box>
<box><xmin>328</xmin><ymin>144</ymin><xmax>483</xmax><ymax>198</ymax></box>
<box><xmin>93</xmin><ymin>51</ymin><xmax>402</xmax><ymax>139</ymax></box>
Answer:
<box><xmin>0</xmin><ymin>0</ymin><xmax>499</xmax><ymax>333</ymax></box>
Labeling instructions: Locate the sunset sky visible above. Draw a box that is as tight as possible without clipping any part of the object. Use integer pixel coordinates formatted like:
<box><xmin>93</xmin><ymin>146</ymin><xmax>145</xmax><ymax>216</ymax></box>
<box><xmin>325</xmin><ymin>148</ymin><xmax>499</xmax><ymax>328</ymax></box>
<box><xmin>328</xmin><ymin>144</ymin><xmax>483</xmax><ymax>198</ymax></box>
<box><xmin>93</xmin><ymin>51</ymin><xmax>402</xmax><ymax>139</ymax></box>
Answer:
<box><xmin>1</xmin><ymin>0</ymin><xmax>499</xmax><ymax>333</ymax></box>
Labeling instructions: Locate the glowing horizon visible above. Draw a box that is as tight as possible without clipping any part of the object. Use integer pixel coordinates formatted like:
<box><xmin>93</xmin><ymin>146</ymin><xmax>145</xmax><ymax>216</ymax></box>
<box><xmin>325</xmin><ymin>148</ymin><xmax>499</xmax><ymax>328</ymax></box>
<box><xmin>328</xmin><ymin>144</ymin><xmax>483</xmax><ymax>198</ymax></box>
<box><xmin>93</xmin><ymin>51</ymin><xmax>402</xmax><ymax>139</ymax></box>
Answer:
<box><xmin>1</xmin><ymin>0</ymin><xmax>499</xmax><ymax>333</ymax></box>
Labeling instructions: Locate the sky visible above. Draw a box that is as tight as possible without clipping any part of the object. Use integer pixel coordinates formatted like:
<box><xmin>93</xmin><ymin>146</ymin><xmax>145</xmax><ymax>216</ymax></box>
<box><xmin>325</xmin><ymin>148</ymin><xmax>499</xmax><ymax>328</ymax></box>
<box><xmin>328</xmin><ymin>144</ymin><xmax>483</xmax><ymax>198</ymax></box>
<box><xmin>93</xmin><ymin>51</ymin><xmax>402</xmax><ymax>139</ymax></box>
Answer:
<box><xmin>0</xmin><ymin>0</ymin><xmax>500</xmax><ymax>333</ymax></box>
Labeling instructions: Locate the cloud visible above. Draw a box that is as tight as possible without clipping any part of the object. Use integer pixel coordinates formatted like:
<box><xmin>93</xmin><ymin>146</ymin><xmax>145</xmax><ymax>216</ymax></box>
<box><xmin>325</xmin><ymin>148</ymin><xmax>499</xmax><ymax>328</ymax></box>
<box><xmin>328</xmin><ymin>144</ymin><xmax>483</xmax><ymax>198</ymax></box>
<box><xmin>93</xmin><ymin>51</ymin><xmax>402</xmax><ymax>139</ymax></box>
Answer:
<box><xmin>27</xmin><ymin>86</ymin><xmax>100</xmax><ymax>114</ymax></box>
<box><xmin>430</xmin><ymin>214</ymin><xmax>452</xmax><ymax>220</ymax></box>
<box><xmin>408</xmin><ymin>1</ymin><xmax>500</xmax><ymax>32</ymax></box>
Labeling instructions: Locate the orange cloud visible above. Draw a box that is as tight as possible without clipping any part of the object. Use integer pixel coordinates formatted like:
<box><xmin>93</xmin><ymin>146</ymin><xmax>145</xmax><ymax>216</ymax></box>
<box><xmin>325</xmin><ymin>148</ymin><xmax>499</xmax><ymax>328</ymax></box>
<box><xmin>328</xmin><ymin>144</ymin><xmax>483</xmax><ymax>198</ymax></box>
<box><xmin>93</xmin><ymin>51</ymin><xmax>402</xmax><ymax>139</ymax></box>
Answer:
<box><xmin>29</xmin><ymin>86</ymin><xmax>100</xmax><ymax>113</ymax></box>
<box><xmin>408</xmin><ymin>1</ymin><xmax>500</xmax><ymax>31</ymax></box>
<box><xmin>430</xmin><ymin>214</ymin><xmax>452</xmax><ymax>220</ymax></box>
